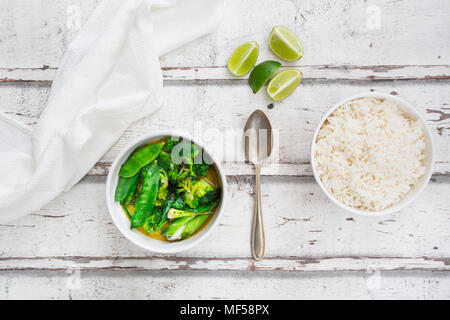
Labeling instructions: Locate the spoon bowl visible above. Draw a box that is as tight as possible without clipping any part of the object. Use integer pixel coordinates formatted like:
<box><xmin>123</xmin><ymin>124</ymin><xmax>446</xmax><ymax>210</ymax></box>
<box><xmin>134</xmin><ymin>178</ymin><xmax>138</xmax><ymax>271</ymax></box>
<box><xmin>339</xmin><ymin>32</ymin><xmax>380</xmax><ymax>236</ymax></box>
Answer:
<box><xmin>244</xmin><ymin>110</ymin><xmax>273</xmax><ymax>164</ymax></box>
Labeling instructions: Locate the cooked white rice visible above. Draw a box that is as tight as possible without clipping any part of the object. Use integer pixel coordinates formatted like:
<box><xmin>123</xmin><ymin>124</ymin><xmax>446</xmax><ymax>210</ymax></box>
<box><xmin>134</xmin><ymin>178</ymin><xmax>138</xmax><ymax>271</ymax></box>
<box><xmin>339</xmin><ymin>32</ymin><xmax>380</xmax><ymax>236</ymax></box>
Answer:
<box><xmin>314</xmin><ymin>97</ymin><xmax>426</xmax><ymax>212</ymax></box>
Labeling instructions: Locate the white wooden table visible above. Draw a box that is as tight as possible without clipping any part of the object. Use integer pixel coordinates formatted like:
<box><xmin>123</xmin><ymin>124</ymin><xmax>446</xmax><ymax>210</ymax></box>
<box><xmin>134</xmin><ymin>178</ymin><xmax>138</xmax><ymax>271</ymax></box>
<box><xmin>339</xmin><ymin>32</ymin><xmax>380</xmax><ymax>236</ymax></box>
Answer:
<box><xmin>0</xmin><ymin>0</ymin><xmax>449</xmax><ymax>299</ymax></box>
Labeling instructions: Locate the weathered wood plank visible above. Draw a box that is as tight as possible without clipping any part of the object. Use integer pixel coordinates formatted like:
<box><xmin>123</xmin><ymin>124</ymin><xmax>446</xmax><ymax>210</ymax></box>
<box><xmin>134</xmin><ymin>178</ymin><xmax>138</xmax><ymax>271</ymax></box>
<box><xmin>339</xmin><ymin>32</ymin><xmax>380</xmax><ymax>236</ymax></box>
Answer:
<box><xmin>0</xmin><ymin>176</ymin><xmax>448</xmax><ymax>272</ymax></box>
<box><xmin>0</xmin><ymin>0</ymin><xmax>449</xmax><ymax>81</ymax></box>
<box><xmin>2</xmin><ymin>65</ymin><xmax>450</xmax><ymax>82</ymax></box>
<box><xmin>0</xmin><ymin>256</ymin><xmax>448</xmax><ymax>272</ymax></box>
<box><xmin>1</xmin><ymin>270</ymin><xmax>448</xmax><ymax>299</ymax></box>
<box><xmin>1</xmin><ymin>80</ymin><xmax>449</xmax><ymax>176</ymax></box>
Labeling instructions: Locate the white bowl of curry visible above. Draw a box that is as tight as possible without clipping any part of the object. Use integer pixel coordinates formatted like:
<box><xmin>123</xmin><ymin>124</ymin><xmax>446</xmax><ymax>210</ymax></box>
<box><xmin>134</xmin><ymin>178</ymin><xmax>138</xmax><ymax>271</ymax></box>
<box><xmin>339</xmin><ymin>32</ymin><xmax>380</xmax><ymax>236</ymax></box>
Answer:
<box><xmin>106</xmin><ymin>131</ymin><xmax>227</xmax><ymax>254</ymax></box>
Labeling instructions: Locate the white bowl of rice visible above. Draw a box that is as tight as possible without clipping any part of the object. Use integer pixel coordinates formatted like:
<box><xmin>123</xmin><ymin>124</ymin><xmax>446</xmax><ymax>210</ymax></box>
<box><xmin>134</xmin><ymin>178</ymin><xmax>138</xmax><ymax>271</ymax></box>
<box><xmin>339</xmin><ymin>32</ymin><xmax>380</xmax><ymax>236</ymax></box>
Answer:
<box><xmin>311</xmin><ymin>92</ymin><xmax>434</xmax><ymax>216</ymax></box>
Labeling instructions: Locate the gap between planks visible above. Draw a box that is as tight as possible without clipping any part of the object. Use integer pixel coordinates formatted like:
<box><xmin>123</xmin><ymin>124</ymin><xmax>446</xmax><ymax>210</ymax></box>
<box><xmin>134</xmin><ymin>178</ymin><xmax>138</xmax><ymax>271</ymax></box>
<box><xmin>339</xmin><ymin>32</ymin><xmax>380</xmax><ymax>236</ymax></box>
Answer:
<box><xmin>89</xmin><ymin>161</ymin><xmax>450</xmax><ymax>177</ymax></box>
<box><xmin>0</xmin><ymin>256</ymin><xmax>448</xmax><ymax>272</ymax></box>
<box><xmin>1</xmin><ymin>65</ymin><xmax>449</xmax><ymax>82</ymax></box>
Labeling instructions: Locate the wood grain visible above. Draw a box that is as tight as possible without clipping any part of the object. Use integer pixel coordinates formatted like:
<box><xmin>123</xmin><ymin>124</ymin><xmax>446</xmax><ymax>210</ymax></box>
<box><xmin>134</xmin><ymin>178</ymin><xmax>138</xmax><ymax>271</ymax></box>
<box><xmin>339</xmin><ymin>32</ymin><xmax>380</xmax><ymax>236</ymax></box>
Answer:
<box><xmin>1</xmin><ymin>270</ymin><xmax>448</xmax><ymax>299</ymax></box>
<box><xmin>0</xmin><ymin>0</ymin><xmax>449</xmax><ymax>81</ymax></box>
<box><xmin>0</xmin><ymin>256</ymin><xmax>448</xmax><ymax>272</ymax></box>
<box><xmin>0</xmin><ymin>176</ymin><xmax>448</xmax><ymax>272</ymax></box>
<box><xmin>1</xmin><ymin>80</ymin><xmax>449</xmax><ymax>176</ymax></box>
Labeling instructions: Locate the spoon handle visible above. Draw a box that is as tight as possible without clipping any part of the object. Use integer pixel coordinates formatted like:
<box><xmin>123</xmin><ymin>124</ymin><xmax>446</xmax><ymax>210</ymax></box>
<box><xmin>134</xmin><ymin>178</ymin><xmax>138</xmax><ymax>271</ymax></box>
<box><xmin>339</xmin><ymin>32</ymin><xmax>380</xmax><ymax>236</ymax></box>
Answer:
<box><xmin>251</xmin><ymin>162</ymin><xmax>265</xmax><ymax>261</ymax></box>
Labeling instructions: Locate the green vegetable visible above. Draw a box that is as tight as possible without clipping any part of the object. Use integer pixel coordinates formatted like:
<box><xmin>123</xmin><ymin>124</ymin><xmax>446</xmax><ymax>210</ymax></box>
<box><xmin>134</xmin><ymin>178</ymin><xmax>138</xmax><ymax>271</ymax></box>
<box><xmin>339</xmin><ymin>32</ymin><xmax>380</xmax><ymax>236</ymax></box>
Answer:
<box><xmin>167</xmin><ymin>208</ymin><xmax>200</xmax><ymax>220</ymax></box>
<box><xmin>157</xmin><ymin>150</ymin><xmax>177</xmax><ymax>171</ymax></box>
<box><xmin>163</xmin><ymin>214</ymin><xmax>209</xmax><ymax>241</ymax></box>
<box><xmin>177</xmin><ymin>178</ymin><xmax>217</xmax><ymax>209</ymax></box>
<box><xmin>123</xmin><ymin>185</ymin><xmax>137</xmax><ymax>207</ymax></box>
<box><xmin>122</xmin><ymin>205</ymin><xmax>132</xmax><ymax>220</ymax></box>
<box><xmin>115</xmin><ymin>173</ymin><xmax>139</xmax><ymax>204</ymax></box>
<box><xmin>153</xmin><ymin>218</ymin><xmax>168</xmax><ymax>232</ymax></box>
<box><xmin>165</xmin><ymin>138</ymin><xmax>181</xmax><ymax>152</ymax></box>
<box><xmin>171</xmin><ymin>197</ymin><xmax>219</xmax><ymax>214</ymax></box>
<box><xmin>143</xmin><ymin>213</ymin><xmax>157</xmax><ymax>234</ymax></box>
<box><xmin>119</xmin><ymin>138</ymin><xmax>222</xmax><ymax>242</ymax></box>
<box><xmin>172</xmin><ymin>196</ymin><xmax>186</xmax><ymax>210</ymax></box>
<box><xmin>163</xmin><ymin>216</ymin><xmax>196</xmax><ymax>241</ymax></box>
<box><xmin>193</xmin><ymin>179</ymin><xmax>215</xmax><ymax>198</ymax></box>
<box><xmin>181</xmin><ymin>215</ymin><xmax>210</xmax><ymax>239</ymax></box>
<box><xmin>143</xmin><ymin>221</ymin><xmax>152</xmax><ymax>234</ymax></box>
<box><xmin>198</xmin><ymin>189</ymin><xmax>221</xmax><ymax>206</ymax></box>
<box><xmin>119</xmin><ymin>142</ymin><xmax>165</xmax><ymax>178</ymax></box>
<box><xmin>177</xmin><ymin>178</ymin><xmax>197</xmax><ymax>208</ymax></box>
<box><xmin>154</xmin><ymin>194</ymin><xmax>175</xmax><ymax>232</ymax></box>
<box><xmin>156</xmin><ymin>169</ymin><xmax>169</xmax><ymax>207</ymax></box>
<box><xmin>167</xmin><ymin>202</ymin><xmax>217</xmax><ymax>219</ymax></box>
<box><xmin>130</xmin><ymin>161</ymin><xmax>160</xmax><ymax>229</ymax></box>
<box><xmin>192</xmin><ymin>163</ymin><xmax>210</xmax><ymax>177</ymax></box>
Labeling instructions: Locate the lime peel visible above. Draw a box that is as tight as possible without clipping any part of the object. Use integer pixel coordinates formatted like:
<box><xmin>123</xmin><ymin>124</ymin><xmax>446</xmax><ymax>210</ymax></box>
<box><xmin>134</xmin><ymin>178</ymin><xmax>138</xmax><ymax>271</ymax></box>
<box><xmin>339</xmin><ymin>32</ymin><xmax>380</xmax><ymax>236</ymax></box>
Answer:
<box><xmin>248</xmin><ymin>60</ymin><xmax>281</xmax><ymax>94</ymax></box>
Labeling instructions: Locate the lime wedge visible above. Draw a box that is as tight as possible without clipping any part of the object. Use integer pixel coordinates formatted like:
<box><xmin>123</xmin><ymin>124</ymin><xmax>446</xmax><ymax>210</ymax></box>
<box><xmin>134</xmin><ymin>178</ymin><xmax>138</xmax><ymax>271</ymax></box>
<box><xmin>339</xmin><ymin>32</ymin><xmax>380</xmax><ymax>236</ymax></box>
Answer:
<box><xmin>248</xmin><ymin>60</ymin><xmax>281</xmax><ymax>94</ymax></box>
<box><xmin>269</xmin><ymin>26</ymin><xmax>303</xmax><ymax>61</ymax></box>
<box><xmin>228</xmin><ymin>41</ymin><xmax>259</xmax><ymax>77</ymax></box>
<box><xmin>267</xmin><ymin>69</ymin><xmax>303</xmax><ymax>101</ymax></box>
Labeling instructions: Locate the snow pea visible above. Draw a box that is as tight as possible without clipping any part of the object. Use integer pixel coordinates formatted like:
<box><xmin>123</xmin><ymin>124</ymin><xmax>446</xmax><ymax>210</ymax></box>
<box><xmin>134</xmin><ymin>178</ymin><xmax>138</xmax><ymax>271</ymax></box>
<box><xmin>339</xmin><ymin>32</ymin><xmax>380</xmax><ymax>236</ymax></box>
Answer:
<box><xmin>130</xmin><ymin>161</ymin><xmax>160</xmax><ymax>229</ymax></box>
<box><xmin>163</xmin><ymin>216</ymin><xmax>196</xmax><ymax>241</ymax></box>
<box><xmin>157</xmin><ymin>150</ymin><xmax>177</xmax><ymax>171</ymax></box>
<box><xmin>122</xmin><ymin>205</ymin><xmax>132</xmax><ymax>220</ymax></box>
<box><xmin>181</xmin><ymin>214</ymin><xmax>209</xmax><ymax>239</ymax></box>
<box><xmin>119</xmin><ymin>142</ymin><xmax>165</xmax><ymax>178</ymax></box>
<box><xmin>115</xmin><ymin>172</ymin><xmax>139</xmax><ymax>204</ymax></box>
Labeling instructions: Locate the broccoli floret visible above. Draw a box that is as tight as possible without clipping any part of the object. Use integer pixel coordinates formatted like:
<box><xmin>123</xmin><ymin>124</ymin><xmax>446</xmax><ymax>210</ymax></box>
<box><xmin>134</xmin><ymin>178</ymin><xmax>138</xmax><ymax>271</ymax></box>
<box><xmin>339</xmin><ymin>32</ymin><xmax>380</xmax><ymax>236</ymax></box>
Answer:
<box><xmin>177</xmin><ymin>178</ymin><xmax>198</xmax><ymax>208</ymax></box>
<box><xmin>165</xmin><ymin>138</ymin><xmax>180</xmax><ymax>152</ymax></box>
<box><xmin>168</xmin><ymin>167</ymin><xmax>189</xmax><ymax>187</ymax></box>
<box><xmin>192</xmin><ymin>163</ymin><xmax>210</xmax><ymax>177</ymax></box>
<box><xmin>198</xmin><ymin>189</ymin><xmax>221</xmax><ymax>205</ymax></box>
<box><xmin>176</xmin><ymin>178</ymin><xmax>216</xmax><ymax>209</ymax></box>
<box><xmin>192</xmin><ymin>179</ymin><xmax>215</xmax><ymax>198</ymax></box>
<box><xmin>156</xmin><ymin>169</ymin><xmax>169</xmax><ymax>207</ymax></box>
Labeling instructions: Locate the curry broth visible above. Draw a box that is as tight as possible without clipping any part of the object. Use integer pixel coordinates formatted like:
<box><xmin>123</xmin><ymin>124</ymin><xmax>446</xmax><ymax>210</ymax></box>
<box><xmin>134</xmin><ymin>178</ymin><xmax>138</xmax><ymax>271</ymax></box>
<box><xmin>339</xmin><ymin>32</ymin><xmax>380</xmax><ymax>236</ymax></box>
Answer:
<box><xmin>122</xmin><ymin>138</ymin><xmax>221</xmax><ymax>242</ymax></box>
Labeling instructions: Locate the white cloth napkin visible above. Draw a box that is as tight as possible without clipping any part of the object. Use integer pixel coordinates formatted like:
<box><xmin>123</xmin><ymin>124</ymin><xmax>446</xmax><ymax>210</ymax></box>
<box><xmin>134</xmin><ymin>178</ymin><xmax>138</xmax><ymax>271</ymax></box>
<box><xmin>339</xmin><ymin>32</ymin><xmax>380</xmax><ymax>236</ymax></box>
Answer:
<box><xmin>0</xmin><ymin>0</ymin><xmax>224</xmax><ymax>223</ymax></box>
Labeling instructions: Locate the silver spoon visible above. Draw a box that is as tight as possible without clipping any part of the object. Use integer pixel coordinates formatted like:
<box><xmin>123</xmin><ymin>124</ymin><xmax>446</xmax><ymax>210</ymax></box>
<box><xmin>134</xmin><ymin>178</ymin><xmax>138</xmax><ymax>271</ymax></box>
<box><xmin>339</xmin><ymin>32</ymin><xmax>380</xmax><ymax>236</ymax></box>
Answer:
<box><xmin>244</xmin><ymin>110</ymin><xmax>273</xmax><ymax>261</ymax></box>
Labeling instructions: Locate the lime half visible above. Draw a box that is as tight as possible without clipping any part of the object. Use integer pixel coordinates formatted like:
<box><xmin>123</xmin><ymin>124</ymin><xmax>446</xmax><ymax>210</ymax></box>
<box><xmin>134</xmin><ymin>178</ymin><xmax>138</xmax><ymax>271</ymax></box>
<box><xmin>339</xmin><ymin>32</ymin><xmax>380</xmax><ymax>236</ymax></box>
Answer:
<box><xmin>228</xmin><ymin>41</ymin><xmax>259</xmax><ymax>76</ymax></box>
<box><xmin>267</xmin><ymin>69</ymin><xmax>303</xmax><ymax>101</ymax></box>
<box><xmin>269</xmin><ymin>26</ymin><xmax>303</xmax><ymax>61</ymax></box>
<box><xmin>249</xmin><ymin>60</ymin><xmax>281</xmax><ymax>94</ymax></box>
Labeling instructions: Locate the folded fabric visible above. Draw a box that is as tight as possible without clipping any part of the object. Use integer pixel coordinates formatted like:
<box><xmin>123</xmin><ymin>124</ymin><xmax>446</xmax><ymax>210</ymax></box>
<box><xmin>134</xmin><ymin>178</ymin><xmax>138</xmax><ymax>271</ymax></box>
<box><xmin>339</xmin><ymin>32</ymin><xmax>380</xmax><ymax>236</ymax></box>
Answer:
<box><xmin>0</xmin><ymin>0</ymin><xmax>224</xmax><ymax>222</ymax></box>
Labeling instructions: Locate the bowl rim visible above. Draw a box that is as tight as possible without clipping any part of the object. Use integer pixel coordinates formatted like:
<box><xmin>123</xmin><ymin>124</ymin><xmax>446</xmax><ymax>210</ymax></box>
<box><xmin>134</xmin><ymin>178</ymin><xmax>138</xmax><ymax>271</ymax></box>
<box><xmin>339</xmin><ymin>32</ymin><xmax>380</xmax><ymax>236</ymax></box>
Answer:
<box><xmin>310</xmin><ymin>92</ymin><xmax>435</xmax><ymax>216</ymax></box>
<box><xmin>106</xmin><ymin>131</ymin><xmax>227</xmax><ymax>253</ymax></box>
